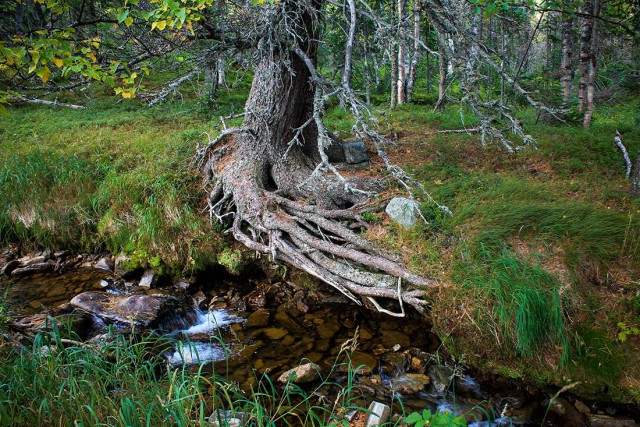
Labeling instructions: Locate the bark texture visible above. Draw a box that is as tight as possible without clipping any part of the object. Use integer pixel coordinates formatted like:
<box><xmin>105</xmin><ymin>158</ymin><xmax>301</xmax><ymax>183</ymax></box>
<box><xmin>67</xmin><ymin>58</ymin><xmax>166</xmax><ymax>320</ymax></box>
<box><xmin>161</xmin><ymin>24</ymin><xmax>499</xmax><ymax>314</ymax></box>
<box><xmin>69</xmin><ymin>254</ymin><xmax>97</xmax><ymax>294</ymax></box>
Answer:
<box><xmin>201</xmin><ymin>0</ymin><xmax>433</xmax><ymax>314</ymax></box>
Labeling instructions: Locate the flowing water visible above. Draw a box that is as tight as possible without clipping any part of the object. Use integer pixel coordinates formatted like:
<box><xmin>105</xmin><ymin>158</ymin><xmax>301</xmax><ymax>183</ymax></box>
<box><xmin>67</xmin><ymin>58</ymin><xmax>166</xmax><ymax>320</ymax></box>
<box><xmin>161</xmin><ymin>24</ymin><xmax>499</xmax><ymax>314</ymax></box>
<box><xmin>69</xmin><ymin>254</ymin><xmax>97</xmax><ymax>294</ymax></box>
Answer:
<box><xmin>3</xmin><ymin>268</ymin><xmax>639</xmax><ymax>426</ymax></box>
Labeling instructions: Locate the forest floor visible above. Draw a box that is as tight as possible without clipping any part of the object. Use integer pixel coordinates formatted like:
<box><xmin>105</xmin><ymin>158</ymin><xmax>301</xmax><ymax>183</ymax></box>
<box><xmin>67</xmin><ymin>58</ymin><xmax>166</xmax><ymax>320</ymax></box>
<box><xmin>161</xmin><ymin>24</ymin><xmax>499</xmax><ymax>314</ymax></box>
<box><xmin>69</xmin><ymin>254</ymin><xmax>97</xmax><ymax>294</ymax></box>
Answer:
<box><xmin>1</xmin><ymin>85</ymin><xmax>640</xmax><ymax>405</ymax></box>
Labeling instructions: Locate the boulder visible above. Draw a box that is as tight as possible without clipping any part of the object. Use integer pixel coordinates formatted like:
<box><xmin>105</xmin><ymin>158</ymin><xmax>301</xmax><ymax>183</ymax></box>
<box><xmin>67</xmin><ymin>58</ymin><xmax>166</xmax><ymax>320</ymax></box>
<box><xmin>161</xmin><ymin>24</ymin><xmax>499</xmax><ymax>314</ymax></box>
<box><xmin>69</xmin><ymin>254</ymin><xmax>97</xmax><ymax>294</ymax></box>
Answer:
<box><xmin>278</xmin><ymin>362</ymin><xmax>321</xmax><ymax>384</ymax></box>
<box><xmin>11</xmin><ymin>261</ymin><xmax>52</xmax><ymax>276</ymax></box>
<box><xmin>388</xmin><ymin>373</ymin><xmax>431</xmax><ymax>395</ymax></box>
<box><xmin>95</xmin><ymin>257</ymin><xmax>114</xmax><ymax>271</ymax></box>
<box><xmin>1</xmin><ymin>260</ymin><xmax>20</xmax><ymax>276</ymax></box>
<box><xmin>385</xmin><ymin>197</ymin><xmax>422</xmax><ymax>228</ymax></box>
<box><xmin>587</xmin><ymin>415</ymin><xmax>637</xmax><ymax>427</ymax></box>
<box><xmin>344</xmin><ymin>141</ymin><xmax>369</xmax><ymax>164</ymax></box>
<box><xmin>71</xmin><ymin>291</ymin><xmax>169</xmax><ymax>327</ymax></box>
<box><xmin>138</xmin><ymin>269</ymin><xmax>157</xmax><ymax>288</ymax></box>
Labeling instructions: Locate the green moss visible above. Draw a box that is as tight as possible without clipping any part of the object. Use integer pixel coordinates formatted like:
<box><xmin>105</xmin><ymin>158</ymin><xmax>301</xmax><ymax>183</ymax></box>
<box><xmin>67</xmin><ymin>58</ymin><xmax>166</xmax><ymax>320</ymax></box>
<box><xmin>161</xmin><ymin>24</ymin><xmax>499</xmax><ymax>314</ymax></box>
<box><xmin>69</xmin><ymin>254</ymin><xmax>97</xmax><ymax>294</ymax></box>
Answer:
<box><xmin>217</xmin><ymin>248</ymin><xmax>246</xmax><ymax>275</ymax></box>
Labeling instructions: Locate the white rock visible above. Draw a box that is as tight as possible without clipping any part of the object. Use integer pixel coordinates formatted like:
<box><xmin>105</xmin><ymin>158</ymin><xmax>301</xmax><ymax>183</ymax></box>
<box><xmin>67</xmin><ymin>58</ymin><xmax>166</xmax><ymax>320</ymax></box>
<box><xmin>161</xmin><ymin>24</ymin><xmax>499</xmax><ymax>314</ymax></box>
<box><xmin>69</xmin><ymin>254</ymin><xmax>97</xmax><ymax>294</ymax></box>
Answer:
<box><xmin>385</xmin><ymin>197</ymin><xmax>422</xmax><ymax>228</ymax></box>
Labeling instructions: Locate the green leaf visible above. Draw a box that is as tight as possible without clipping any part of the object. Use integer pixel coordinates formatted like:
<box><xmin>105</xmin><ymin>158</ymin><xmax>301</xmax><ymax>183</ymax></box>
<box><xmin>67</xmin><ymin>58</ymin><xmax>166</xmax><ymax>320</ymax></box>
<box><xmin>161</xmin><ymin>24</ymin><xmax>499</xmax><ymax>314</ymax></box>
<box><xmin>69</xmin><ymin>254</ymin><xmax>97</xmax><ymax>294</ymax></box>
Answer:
<box><xmin>422</xmin><ymin>409</ymin><xmax>432</xmax><ymax>420</ymax></box>
<box><xmin>405</xmin><ymin>412</ymin><xmax>423</xmax><ymax>424</ymax></box>
<box><xmin>117</xmin><ymin>10</ymin><xmax>129</xmax><ymax>23</ymax></box>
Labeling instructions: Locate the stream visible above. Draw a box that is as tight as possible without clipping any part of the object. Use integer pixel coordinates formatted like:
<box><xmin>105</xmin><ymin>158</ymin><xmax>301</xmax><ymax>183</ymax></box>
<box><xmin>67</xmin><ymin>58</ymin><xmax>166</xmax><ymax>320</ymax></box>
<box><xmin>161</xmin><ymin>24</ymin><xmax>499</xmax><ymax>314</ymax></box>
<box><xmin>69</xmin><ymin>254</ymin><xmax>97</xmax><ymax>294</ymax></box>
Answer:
<box><xmin>2</xmin><ymin>265</ymin><xmax>639</xmax><ymax>427</ymax></box>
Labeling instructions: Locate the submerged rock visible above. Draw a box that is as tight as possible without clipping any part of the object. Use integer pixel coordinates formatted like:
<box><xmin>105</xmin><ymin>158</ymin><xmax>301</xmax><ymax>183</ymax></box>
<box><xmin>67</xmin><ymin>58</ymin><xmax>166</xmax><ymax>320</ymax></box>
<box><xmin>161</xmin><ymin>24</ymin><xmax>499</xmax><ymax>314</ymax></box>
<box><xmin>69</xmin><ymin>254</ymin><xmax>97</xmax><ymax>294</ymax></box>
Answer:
<box><xmin>278</xmin><ymin>362</ymin><xmax>321</xmax><ymax>384</ymax></box>
<box><xmin>246</xmin><ymin>310</ymin><xmax>270</xmax><ymax>328</ymax></box>
<box><xmin>587</xmin><ymin>415</ymin><xmax>637</xmax><ymax>427</ymax></box>
<box><xmin>385</xmin><ymin>197</ymin><xmax>422</xmax><ymax>228</ymax></box>
<box><xmin>388</xmin><ymin>373</ymin><xmax>431</xmax><ymax>395</ymax></box>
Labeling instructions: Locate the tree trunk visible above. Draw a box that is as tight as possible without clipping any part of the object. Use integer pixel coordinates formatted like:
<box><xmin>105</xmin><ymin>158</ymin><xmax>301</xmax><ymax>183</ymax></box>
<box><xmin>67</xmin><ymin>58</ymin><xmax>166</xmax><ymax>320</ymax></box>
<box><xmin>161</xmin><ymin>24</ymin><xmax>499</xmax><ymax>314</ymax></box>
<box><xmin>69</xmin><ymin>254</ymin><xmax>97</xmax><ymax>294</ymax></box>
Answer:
<box><xmin>406</xmin><ymin>0</ymin><xmax>422</xmax><ymax>103</ymax></box>
<box><xmin>560</xmin><ymin>17</ymin><xmax>574</xmax><ymax>104</ymax></box>
<box><xmin>578</xmin><ymin>0</ymin><xmax>600</xmax><ymax>128</ymax></box>
<box><xmin>396</xmin><ymin>0</ymin><xmax>407</xmax><ymax>105</ymax></box>
<box><xmin>436</xmin><ymin>45</ymin><xmax>446</xmax><ymax>111</ymax></box>
<box><xmin>632</xmin><ymin>150</ymin><xmax>640</xmax><ymax>198</ymax></box>
<box><xmin>204</xmin><ymin>0</ymin><xmax>431</xmax><ymax>313</ymax></box>
<box><xmin>582</xmin><ymin>0</ymin><xmax>600</xmax><ymax>128</ymax></box>
<box><xmin>390</xmin><ymin>0</ymin><xmax>398</xmax><ymax>109</ymax></box>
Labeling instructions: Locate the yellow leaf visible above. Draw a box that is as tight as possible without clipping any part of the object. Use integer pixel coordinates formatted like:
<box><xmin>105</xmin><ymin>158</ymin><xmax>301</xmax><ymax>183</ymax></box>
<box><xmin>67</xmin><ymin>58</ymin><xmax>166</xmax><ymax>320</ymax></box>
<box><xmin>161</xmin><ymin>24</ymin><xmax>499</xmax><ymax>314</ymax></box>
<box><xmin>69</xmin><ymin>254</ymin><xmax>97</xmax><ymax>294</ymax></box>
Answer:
<box><xmin>151</xmin><ymin>21</ymin><xmax>157</xmax><ymax>31</ymax></box>
<box><xmin>121</xmin><ymin>91</ymin><xmax>135</xmax><ymax>99</ymax></box>
<box><xmin>38</xmin><ymin>66</ymin><xmax>51</xmax><ymax>84</ymax></box>
<box><xmin>156</xmin><ymin>20</ymin><xmax>167</xmax><ymax>30</ymax></box>
<box><xmin>53</xmin><ymin>57</ymin><xmax>63</xmax><ymax>67</ymax></box>
<box><xmin>87</xmin><ymin>52</ymin><xmax>97</xmax><ymax>63</ymax></box>
<box><xmin>6</xmin><ymin>59</ymin><xmax>14</xmax><ymax>66</ymax></box>
<box><xmin>130</xmin><ymin>72</ymin><xmax>138</xmax><ymax>79</ymax></box>
<box><xmin>124</xmin><ymin>16</ymin><xmax>133</xmax><ymax>27</ymax></box>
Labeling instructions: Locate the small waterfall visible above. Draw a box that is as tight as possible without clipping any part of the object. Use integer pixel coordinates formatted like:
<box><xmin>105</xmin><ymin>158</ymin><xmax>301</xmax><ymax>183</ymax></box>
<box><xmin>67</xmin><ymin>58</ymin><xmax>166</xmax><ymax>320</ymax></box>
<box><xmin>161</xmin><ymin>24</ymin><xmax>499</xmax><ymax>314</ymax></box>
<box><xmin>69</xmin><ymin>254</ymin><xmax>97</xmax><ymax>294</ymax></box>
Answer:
<box><xmin>165</xmin><ymin>308</ymin><xmax>245</xmax><ymax>366</ymax></box>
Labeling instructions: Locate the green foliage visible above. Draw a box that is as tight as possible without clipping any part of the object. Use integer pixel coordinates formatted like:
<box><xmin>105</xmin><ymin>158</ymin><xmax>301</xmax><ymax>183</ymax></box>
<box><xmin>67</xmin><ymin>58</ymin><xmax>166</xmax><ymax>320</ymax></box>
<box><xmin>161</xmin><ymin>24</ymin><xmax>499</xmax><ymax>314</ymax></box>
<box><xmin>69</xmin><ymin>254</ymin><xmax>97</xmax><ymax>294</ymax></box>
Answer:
<box><xmin>458</xmin><ymin>246</ymin><xmax>570</xmax><ymax>358</ymax></box>
<box><xmin>617</xmin><ymin>322</ymin><xmax>640</xmax><ymax>343</ymax></box>
<box><xmin>405</xmin><ymin>409</ymin><xmax>466</xmax><ymax>427</ymax></box>
<box><xmin>0</xmin><ymin>101</ymin><xmax>223</xmax><ymax>271</ymax></box>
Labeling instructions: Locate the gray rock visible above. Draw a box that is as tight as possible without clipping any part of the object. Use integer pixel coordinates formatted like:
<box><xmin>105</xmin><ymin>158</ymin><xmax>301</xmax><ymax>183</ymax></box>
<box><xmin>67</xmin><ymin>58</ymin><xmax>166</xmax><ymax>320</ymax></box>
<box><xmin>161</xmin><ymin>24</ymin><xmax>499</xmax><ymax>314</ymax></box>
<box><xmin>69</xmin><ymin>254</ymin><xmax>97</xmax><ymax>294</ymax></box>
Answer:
<box><xmin>11</xmin><ymin>261</ymin><xmax>53</xmax><ymax>276</ymax></box>
<box><xmin>588</xmin><ymin>415</ymin><xmax>637</xmax><ymax>427</ymax></box>
<box><xmin>246</xmin><ymin>310</ymin><xmax>270</xmax><ymax>328</ymax></box>
<box><xmin>278</xmin><ymin>362</ymin><xmax>321</xmax><ymax>384</ymax></box>
<box><xmin>24</xmin><ymin>255</ymin><xmax>48</xmax><ymax>266</ymax></box>
<box><xmin>366</xmin><ymin>402</ymin><xmax>390</xmax><ymax>427</ymax></box>
<box><xmin>385</xmin><ymin>197</ymin><xmax>422</xmax><ymax>228</ymax></box>
<box><xmin>344</xmin><ymin>141</ymin><xmax>369</xmax><ymax>164</ymax></box>
<box><xmin>138</xmin><ymin>269</ymin><xmax>157</xmax><ymax>288</ymax></box>
<box><xmin>1</xmin><ymin>260</ymin><xmax>20</xmax><ymax>275</ymax></box>
<box><xmin>428</xmin><ymin>365</ymin><xmax>455</xmax><ymax>394</ymax></box>
<box><xmin>388</xmin><ymin>373</ymin><xmax>431</xmax><ymax>395</ymax></box>
<box><xmin>70</xmin><ymin>291</ymin><xmax>167</xmax><ymax>327</ymax></box>
<box><xmin>95</xmin><ymin>257</ymin><xmax>114</xmax><ymax>271</ymax></box>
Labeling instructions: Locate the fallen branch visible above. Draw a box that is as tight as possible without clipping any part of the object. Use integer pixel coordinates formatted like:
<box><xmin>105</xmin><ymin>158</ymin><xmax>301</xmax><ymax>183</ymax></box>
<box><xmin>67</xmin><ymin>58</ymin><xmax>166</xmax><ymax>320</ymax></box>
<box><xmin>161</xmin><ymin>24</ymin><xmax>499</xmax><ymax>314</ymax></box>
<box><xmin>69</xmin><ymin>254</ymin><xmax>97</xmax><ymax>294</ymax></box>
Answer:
<box><xmin>19</xmin><ymin>97</ymin><xmax>87</xmax><ymax>109</ymax></box>
<box><xmin>614</xmin><ymin>129</ymin><xmax>632</xmax><ymax>179</ymax></box>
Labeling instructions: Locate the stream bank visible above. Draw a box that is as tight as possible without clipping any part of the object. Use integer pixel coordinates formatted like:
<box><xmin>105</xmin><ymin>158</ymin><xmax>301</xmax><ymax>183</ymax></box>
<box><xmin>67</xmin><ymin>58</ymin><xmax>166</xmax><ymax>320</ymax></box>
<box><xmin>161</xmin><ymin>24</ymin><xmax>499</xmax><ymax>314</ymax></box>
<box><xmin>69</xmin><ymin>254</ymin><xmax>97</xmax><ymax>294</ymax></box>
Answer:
<box><xmin>1</xmin><ymin>249</ymin><xmax>639</xmax><ymax>426</ymax></box>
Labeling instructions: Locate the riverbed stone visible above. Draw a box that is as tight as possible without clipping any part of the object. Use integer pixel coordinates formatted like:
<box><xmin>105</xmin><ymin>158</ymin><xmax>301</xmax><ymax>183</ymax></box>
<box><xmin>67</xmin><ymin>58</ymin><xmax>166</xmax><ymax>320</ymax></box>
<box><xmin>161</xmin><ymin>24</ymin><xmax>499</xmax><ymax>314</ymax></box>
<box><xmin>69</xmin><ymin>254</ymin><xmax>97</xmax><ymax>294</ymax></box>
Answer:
<box><xmin>317</xmin><ymin>320</ymin><xmax>341</xmax><ymax>339</ymax></box>
<box><xmin>365</xmin><ymin>402</ymin><xmax>390</xmax><ymax>427</ymax></box>
<box><xmin>1</xmin><ymin>260</ymin><xmax>19</xmax><ymax>275</ymax></box>
<box><xmin>246</xmin><ymin>310</ymin><xmax>270</xmax><ymax>328</ymax></box>
<box><xmin>24</xmin><ymin>255</ymin><xmax>48</xmax><ymax>266</ymax></box>
<box><xmin>70</xmin><ymin>291</ymin><xmax>168</xmax><ymax>327</ymax></box>
<box><xmin>379</xmin><ymin>330</ymin><xmax>411</xmax><ymax>348</ymax></box>
<box><xmin>388</xmin><ymin>373</ymin><xmax>431</xmax><ymax>395</ymax></box>
<box><xmin>278</xmin><ymin>362</ymin><xmax>321</xmax><ymax>384</ymax></box>
<box><xmin>138</xmin><ymin>269</ymin><xmax>157</xmax><ymax>288</ymax></box>
<box><xmin>385</xmin><ymin>197</ymin><xmax>422</xmax><ymax>228</ymax></box>
<box><xmin>428</xmin><ymin>365</ymin><xmax>454</xmax><ymax>393</ymax></box>
<box><xmin>262</xmin><ymin>328</ymin><xmax>288</xmax><ymax>340</ymax></box>
<box><xmin>339</xmin><ymin>351</ymin><xmax>377</xmax><ymax>374</ymax></box>
<box><xmin>95</xmin><ymin>257</ymin><xmax>114</xmax><ymax>271</ymax></box>
<box><xmin>11</xmin><ymin>261</ymin><xmax>53</xmax><ymax>276</ymax></box>
<box><xmin>587</xmin><ymin>414</ymin><xmax>637</xmax><ymax>427</ymax></box>
<box><xmin>344</xmin><ymin>141</ymin><xmax>369</xmax><ymax>164</ymax></box>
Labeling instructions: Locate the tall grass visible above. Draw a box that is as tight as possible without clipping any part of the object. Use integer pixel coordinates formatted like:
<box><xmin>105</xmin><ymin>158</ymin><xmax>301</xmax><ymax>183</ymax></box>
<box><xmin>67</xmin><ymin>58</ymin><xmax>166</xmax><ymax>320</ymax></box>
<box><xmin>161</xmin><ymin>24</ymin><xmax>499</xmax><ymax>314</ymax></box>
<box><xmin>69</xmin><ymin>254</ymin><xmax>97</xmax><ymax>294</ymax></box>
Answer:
<box><xmin>457</xmin><ymin>246</ymin><xmax>569</xmax><ymax>360</ymax></box>
<box><xmin>0</xmin><ymin>102</ymin><xmax>225</xmax><ymax>272</ymax></box>
<box><xmin>0</xmin><ymin>325</ymin><xmax>399</xmax><ymax>427</ymax></box>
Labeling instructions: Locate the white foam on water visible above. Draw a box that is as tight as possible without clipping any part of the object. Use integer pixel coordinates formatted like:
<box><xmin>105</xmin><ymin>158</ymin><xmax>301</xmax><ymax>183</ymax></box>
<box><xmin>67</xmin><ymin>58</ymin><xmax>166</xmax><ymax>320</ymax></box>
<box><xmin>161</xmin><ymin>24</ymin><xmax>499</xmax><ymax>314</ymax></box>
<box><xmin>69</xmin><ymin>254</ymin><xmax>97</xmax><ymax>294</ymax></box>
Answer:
<box><xmin>167</xmin><ymin>341</ymin><xmax>227</xmax><ymax>366</ymax></box>
<box><xmin>182</xmin><ymin>309</ymin><xmax>244</xmax><ymax>335</ymax></box>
